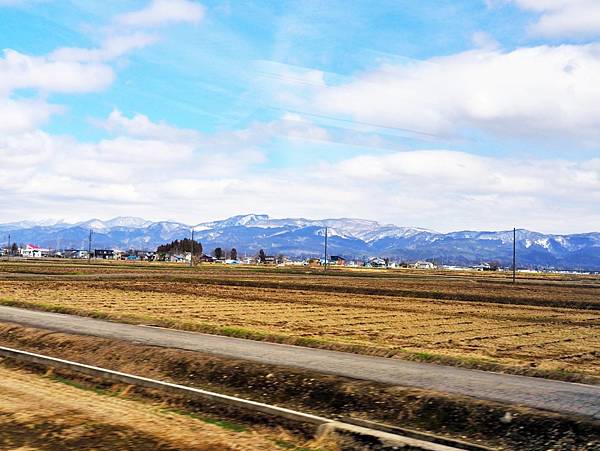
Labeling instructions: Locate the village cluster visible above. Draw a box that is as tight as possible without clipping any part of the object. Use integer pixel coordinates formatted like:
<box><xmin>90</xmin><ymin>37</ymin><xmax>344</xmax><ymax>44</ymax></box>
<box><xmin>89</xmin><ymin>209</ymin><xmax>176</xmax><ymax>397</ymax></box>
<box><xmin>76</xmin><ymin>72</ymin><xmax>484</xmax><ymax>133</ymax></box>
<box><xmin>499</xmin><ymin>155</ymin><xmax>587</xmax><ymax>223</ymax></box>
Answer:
<box><xmin>2</xmin><ymin>243</ymin><xmax>509</xmax><ymax>271</ymax></box>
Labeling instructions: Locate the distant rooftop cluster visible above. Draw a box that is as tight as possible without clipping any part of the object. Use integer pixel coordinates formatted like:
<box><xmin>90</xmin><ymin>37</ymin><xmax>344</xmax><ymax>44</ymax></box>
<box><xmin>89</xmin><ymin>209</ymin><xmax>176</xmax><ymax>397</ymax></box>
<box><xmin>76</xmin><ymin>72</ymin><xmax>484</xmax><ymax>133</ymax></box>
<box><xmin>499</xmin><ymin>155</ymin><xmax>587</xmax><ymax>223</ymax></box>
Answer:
<box><xmin>2</xmin><ymin>214</ymin><xmax>600</xmax><ymax>271</ymax></box>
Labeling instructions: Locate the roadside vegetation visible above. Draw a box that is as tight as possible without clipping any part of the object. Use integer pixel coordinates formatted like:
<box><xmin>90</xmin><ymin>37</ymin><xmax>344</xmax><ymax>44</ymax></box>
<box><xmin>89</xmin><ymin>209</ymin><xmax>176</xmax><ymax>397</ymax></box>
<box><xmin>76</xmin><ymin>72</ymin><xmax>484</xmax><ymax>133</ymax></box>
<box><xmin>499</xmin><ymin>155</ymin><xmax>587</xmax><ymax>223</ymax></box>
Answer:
<box><xmin>0</xmin><ymin>364</ymin><xmax>327</xmax><ymax>450</ymax></box>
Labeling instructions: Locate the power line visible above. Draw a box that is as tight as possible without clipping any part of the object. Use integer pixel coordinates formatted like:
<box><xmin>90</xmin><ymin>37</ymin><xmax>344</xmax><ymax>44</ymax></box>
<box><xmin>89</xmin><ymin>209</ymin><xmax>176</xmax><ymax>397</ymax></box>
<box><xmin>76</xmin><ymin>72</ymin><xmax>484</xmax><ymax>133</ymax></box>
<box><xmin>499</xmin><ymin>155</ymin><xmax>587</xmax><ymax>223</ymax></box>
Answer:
<box><xmin>267</xmin><ymin>106</ymin><xmax>443</xmax><ymax>139</ymax></box>
<box><xmin>254</xmin><ymin>71</ymin><xmax>326</xmax><ymax>89</ymax></box>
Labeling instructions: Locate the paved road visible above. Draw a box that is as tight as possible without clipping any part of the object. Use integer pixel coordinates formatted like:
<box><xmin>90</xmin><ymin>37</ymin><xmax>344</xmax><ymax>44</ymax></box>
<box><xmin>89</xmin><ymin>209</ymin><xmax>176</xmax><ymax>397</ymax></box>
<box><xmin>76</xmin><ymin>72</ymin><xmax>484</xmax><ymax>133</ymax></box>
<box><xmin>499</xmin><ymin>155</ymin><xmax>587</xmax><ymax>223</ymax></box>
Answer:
<box><xmin>0</xmin><ymin>305</ymin><xmax>599</xmax><ymax>420</ymax></box>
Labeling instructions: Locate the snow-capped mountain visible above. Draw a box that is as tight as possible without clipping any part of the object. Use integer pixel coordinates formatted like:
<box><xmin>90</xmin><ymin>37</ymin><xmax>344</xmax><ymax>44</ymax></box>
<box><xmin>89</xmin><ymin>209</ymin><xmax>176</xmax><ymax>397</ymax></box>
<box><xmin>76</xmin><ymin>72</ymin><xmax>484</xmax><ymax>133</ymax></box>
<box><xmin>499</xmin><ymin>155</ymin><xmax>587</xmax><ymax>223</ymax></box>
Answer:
<box><xmin>75</xmin><ymin>217</ymin><xmax>154</xmax><ymax>231</ymax></box>
<box><xmin>2</xmin><ymin>214</ymin><xmax>599</xmax><ymax>270</ymax></box>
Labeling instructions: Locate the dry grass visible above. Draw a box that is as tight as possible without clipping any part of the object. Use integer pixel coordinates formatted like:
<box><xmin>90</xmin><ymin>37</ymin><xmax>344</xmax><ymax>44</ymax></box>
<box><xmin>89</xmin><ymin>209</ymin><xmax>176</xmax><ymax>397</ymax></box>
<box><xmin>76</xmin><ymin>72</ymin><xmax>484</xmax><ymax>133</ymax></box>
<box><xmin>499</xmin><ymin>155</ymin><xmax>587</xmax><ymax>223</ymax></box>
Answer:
<box><xmin>0</xmin><ymin>364</ymin><xmax>294</xmax><ymax>450</ymax></box>
<box><xmin>1</xmin><ymin>260</ymin><xmax>599</xmax><ymax>380</ymax></box>
<box><xmin>2</xmin><ymin>323</ymin><xmax>598</xmax><ymax>451</ymax></box>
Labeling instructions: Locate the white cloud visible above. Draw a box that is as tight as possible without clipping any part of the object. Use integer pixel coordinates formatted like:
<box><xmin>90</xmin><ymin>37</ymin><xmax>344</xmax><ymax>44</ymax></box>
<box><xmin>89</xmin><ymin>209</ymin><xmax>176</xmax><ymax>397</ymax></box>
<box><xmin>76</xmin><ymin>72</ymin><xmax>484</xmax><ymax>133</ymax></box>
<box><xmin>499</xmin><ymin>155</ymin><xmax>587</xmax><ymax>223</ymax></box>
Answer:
<box><xmin>0</xmin><ymin>0</ymin><xmax>204</xmax><ymax>133</ymax></box>
<box><xmin>471</xmin><ymin>31</ymin><xmax>500</xmax><ymax>50</ymax></box>
<box><xmin>100</xmin><ymin>109</ymin><xmax>328</xmax><ymax>149</ymax></box>
<box><xmin>3</xmin><ymin>110</ymin><xmax>596</xmax><ymax>233</ymax></box>
<box><xmin>0</xmin><ymin>45</ymin><xmax>119</xmax><ymax>131</ymax></box>
<box><xmin>312</xmin><ymin>44</ymin><xmax>600</xmax><ymax>143</ymax></box>
<box><xmin>0</xmin><ymin>49</ymin><xmax>115</xmax><ymax>95</ymax></box>
<box><xmin>507</xmin><ymin>0</ymin><xmax>600</xmax><ymax>39</ymax></box>
<box><xmin>50</xmin><ymin>33</ymin><xmax>158</xmax><ymax>63</ymax></box>
<box><xmin>0</xmin><ymin>48</ymin><xmax>116</xmax><ymax>132</ymax></box>
<box><xmin>329</xmin><ymin>150</ymin><xmax>595</xmax><ymax>197</ymax></box>
<box><xmin>2</xmin><ymin>117</ymin><xmax>600</xmax><ymax>232</ymax></box>
<box><xmin>115</xmin><ymin>0</ymin><xmax>204</xmax><ymax>28</ymax></box>
<box><xmin>102</xmin><ymin>109</ymin><xmax>201</xmax><ymax>142</ymax></box>
<box><xmin>0</xmin><ymin>98</ymin><xmax>61</xmax><ymax>133</ymax></box>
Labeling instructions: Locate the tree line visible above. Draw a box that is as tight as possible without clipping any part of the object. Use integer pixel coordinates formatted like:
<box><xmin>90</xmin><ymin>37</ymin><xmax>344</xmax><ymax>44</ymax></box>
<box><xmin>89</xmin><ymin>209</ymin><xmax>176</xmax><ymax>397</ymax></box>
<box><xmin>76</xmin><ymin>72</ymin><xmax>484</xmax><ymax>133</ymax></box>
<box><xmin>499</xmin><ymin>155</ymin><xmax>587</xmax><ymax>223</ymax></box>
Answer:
<box><xmin>156</xmin><ymin>238</ymin><xmax>203</xmax><ymax>256</ymax></box>
<box><xmin>211</xmin><ymin>247</ymin><xmax>238</xmax><ymax>260</ymax></box>
<box><xmin>156</xmin><ymin>239</ymin><xmax>239</xmax><ymax>260</ymax></box>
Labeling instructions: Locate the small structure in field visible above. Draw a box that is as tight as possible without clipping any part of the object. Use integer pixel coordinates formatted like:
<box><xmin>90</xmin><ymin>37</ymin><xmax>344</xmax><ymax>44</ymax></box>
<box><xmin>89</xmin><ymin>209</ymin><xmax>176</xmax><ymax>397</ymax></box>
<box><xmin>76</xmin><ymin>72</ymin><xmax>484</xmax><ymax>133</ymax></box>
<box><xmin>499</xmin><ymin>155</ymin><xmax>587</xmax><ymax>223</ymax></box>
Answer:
<box><xmin>94</xmin><ymin>249</ymin><xmax>121</xmax><ymax>260</ymax></box>
<box><xmin>64</xmin><ymin>249</ymin><xmax>89</xmax><ymax>259</ymax></box>
<box><xmin>414</xmin><ymin>260</ymin><xmax>435</xmax><ymax>269</ymax></box>
<box><xmin>22</xmin><ymin>244</ymin><xmax>49</xmax><ymax>258</ymax></box>
<box><xmin>263</xmin><ymin>255</ymin><xmax>276</xmax><ymax>264</ymax></box>
<box><xmin>369</xmin><ymin>257</ymin><xmax>387</xmax><ymax>268</ymax></box>
<box><xmin>329</xmin><ymin>256</ymin><xmax>346</xmax><ymax>266</ymax></box>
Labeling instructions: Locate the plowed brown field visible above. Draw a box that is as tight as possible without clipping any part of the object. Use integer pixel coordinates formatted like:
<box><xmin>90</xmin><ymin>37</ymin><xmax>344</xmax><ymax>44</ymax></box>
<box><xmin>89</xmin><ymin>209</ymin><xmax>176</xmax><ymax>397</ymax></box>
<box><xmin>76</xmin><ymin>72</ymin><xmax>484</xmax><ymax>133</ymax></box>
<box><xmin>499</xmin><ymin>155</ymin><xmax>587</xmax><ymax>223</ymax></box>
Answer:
<box><xmin>1</xmin><ymin>260</ymin><xmax>599</xmax><ymax>379</ymax></box>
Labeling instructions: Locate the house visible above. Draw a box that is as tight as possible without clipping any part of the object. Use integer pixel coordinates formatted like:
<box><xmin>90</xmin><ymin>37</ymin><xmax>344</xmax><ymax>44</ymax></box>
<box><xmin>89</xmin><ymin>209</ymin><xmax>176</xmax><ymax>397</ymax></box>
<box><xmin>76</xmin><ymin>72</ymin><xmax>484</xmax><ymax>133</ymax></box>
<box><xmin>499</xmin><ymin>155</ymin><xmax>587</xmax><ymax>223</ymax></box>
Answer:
<box><xmin>63</xmin><ymin>249</ymin><xmax>89</xmax><ymax>259</ymax></box>
<box><xmin>22</xmin><ymin>244</ymin><xmax>49</xmax><ymax>258</ymax></box>
<box><xmin>329</xmin><ymin>256</ymin><xmax>346</xmax><ymax>266</ymax></box>
<box><xmin>145</xmin><ymin>252</ymin><xmax>157</xmax><ymax>261</ymax></box>
<box><xmin>199</xmin><ymin>254</ymin><xmax>215</xmax><ymax>263</ymax></box>
<box><xmin>94</xmin><ymin>249</ymin><xmax>115</xmax><ymax>259</ymax></box>
<box><xmin>414</xmin><ymin>260</ymin><xmax>435</xmax><ymax>269</ymax></box>
<box><xmin>369</xmin><ymin>257</ymin><xmax>387</xmax><ymax>268</ymax></box>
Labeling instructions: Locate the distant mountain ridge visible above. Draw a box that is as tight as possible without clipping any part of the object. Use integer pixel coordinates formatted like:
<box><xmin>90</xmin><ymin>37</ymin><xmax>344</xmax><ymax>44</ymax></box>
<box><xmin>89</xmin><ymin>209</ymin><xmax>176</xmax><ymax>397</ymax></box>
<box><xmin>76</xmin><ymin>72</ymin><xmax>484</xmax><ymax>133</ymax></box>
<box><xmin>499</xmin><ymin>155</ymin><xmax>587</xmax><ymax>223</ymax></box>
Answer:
<box><xmin>1</xmin><ymin>214</ymin><xmax>599</xmax><ymax>270</ymax></box>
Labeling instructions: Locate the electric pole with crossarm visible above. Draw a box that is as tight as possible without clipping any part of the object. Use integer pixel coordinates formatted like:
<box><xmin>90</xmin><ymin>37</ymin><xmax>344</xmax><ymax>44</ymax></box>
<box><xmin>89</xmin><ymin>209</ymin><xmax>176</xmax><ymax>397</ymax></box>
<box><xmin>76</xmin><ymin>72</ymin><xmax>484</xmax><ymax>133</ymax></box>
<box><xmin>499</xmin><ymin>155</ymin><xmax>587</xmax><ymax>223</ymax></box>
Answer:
<box><xmin>512</xmin><ymin>227</ymin><xmax>516</xmax><ymax>283</ymax></box>
<box><xmin>88</xmin><ymin>229</ymin><xmax>93</xmax><ymax>263</ymax></box>
<box><xmin>190</xmin><ymin>228</ymin><xmax>194</xmax><ymax>267</ymax></box>
<box><xmin>324</xmin><ymin>226</ymin><xmax>328</xmax><ymax>271</ymax></box>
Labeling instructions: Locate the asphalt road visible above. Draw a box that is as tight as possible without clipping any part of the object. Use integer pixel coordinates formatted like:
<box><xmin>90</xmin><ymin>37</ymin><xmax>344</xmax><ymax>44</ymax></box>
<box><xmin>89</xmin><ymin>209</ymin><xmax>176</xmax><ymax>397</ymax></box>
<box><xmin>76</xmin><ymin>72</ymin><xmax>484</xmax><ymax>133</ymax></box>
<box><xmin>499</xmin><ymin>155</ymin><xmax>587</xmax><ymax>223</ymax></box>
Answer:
<box><xmin>0</xmin><ymin>305</ymin><xmax>599</xmax><ymax>420</ymax></box>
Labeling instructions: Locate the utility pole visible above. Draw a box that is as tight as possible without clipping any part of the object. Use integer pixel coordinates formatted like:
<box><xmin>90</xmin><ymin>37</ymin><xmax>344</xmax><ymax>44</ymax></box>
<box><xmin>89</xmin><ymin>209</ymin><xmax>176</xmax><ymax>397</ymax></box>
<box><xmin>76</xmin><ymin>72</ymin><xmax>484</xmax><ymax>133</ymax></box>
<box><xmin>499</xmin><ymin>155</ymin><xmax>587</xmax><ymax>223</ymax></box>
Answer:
<box><xmin>190</xmin><ymin>228</ymin><xmax>194</xmax><ymax>268</ymax></box>
<box><xmin>7</xmin><ymin>234</ymin><xmax>10</xmax><ymax>260</ymax></box>
<box><xmin>512</xmin><ymin>227</ymin><xmax>516</xmax><ymax>283</ymax></box>
<box><xmin>88</xmin><ymin>229</ymin><xmax>93</xmax><ymax>263</ymax></box>
<box><xmin>324</xmin><ymin>226</ymin><xmax>328</xmax><ymax>272</ymax></box>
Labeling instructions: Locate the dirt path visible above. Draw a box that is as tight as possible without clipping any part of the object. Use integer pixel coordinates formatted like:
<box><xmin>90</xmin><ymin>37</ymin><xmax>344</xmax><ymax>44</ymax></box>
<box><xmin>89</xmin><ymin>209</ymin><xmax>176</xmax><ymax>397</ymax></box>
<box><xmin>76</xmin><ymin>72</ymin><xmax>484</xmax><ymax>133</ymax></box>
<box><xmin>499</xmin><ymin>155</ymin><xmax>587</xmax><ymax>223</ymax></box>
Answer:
<box><xmin>1</xmin><ymin>305</ymin><xmax>599</xmax><ymax>421</ymax></box>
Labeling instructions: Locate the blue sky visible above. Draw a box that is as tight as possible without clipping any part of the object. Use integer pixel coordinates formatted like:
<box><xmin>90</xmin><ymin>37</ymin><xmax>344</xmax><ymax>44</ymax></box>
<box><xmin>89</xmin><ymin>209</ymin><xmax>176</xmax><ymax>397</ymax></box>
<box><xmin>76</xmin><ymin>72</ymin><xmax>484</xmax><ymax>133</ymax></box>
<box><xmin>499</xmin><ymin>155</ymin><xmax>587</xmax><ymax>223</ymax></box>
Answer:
<box><xmin>1</xmin><ymin>0</ymin><xmax>600</xmax><ymax>232</ymax></box>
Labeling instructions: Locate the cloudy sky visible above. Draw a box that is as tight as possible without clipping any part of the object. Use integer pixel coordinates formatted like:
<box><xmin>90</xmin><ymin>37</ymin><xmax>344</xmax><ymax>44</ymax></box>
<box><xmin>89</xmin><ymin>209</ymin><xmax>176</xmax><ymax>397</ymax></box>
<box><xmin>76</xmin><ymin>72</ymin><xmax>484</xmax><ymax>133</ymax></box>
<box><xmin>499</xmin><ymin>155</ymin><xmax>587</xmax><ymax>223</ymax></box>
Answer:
<box><xmin>1</xmin><ymin>0</ymin><xmax>599</xmax><ymax>233</ymax></box>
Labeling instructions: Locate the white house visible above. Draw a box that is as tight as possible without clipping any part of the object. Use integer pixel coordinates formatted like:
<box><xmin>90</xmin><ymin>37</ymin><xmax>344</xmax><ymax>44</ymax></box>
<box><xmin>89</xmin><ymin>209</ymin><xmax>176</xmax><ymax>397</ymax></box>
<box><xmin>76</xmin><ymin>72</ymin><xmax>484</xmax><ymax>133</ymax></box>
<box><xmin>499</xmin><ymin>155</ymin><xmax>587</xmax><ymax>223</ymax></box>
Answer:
<box><xmin>22</xmin><ymin>244</ymin><xmax>49</xmax><ymax>258</ymax></box>
<box><xmin>414</xmin><ymin>260</ymin><xmax>435</xmax><ymax>269</ymax></box>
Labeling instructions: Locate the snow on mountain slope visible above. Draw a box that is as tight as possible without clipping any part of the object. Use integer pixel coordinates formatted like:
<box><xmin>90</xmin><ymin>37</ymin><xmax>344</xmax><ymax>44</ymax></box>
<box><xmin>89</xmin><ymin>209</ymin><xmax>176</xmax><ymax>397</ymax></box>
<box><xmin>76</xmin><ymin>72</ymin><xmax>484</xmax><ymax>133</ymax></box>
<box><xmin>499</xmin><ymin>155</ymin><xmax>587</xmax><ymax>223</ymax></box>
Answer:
<box><xmin>0</xmin><ymin>219</ymin><xmax>67</xmax><ymax>231</ymax></box>
<box><xmin>76</xmin><ymin>217</ymin><xmax>154</xmax><ymax>230</ymax></box>
<box><xmin>196</xmin><ymin>214</ymin><xmax>270</xmax><ymax>229</ymax></box>
<box><xmin>2</xmin><ymin>214</ymin><xmax>599</xmax><ymax>269</ymax></box>
<box><xmin>194</xmin><ymin>215</ymin><xmax>434</xmax><ymax>242</ymax></box>
<box><xmin>103</xmin><ymin>217</ymin><xmax>153</xmax><ymax>229</ymax></box>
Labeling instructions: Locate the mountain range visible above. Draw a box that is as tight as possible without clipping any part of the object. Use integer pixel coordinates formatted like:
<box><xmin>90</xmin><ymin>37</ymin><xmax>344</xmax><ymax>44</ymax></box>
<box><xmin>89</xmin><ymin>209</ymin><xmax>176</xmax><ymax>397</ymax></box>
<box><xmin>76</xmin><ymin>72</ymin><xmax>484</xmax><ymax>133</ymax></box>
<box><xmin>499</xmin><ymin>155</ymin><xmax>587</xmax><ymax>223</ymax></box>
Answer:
<box><xmin>1</xmin><ymin>214</ymin><xmax>599</xmax><ymax>270</ymax></box>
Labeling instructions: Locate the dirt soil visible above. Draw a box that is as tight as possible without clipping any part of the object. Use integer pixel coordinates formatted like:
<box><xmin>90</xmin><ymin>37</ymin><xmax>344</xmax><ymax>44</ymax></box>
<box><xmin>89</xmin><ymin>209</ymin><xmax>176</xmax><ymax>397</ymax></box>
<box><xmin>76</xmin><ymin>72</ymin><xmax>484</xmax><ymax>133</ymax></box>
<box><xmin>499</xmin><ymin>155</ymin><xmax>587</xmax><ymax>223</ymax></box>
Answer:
<box><xmin>0</xmin><ymin>364</ymin><xmax>297</xmax><ymax>450</ymax></box>
<box><xmin>0</xmin><ymin>321</ymin><xmax>598</xmax><ymax>451</ymax></box>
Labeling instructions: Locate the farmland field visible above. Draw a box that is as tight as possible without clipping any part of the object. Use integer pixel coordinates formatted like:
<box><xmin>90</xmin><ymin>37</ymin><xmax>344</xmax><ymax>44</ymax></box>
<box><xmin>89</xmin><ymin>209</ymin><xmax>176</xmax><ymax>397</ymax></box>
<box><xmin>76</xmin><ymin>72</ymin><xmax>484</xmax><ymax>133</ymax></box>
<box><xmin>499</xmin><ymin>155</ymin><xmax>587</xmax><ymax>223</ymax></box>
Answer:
<box><xmin>0</xmin><ymin>364</ymin><xmax>298</xmax><ymax>450</ymax></box>
<box><xmin>1</xmin><ymin>260</ymin><xmax>600</xmax><ymax>380</ymax></box>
